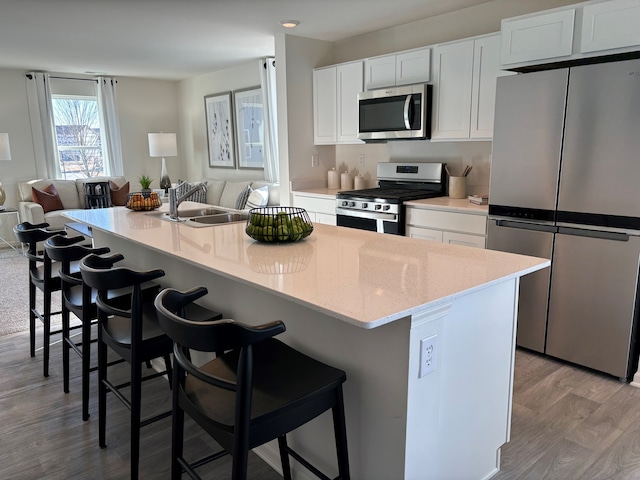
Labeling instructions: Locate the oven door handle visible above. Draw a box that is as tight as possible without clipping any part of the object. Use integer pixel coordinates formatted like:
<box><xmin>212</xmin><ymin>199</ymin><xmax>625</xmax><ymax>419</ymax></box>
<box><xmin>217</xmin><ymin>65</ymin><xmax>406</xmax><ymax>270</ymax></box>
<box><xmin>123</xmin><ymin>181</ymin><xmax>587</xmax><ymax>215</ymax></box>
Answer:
<box><xmin>336</xmin><ymin>207</ymin><xmax>397</xmax><ymax>221</ymax></box>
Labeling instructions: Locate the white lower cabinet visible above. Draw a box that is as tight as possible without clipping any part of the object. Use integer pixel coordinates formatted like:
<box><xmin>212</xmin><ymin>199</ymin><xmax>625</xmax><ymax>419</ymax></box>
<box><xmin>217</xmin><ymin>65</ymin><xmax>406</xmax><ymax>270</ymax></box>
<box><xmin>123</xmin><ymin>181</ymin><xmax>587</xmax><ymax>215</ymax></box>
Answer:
<box><xmin>406</xmin><ymin>206</ymin><xmax>487</xmax><ymax>248</ymax></box>
<box><xmin>292</xmin><ymin>192</ymin><xmax>337</xmax><ymax>226</ymax></box>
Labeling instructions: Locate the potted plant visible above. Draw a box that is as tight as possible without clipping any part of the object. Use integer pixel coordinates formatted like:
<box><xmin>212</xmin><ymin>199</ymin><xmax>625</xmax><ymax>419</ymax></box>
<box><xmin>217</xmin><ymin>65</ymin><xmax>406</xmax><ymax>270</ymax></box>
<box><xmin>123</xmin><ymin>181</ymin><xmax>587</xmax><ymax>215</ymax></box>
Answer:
<box><xmin>138</xmin><ymin>175</ymin><xmax>153</xmax><ymax>192</ymax></box>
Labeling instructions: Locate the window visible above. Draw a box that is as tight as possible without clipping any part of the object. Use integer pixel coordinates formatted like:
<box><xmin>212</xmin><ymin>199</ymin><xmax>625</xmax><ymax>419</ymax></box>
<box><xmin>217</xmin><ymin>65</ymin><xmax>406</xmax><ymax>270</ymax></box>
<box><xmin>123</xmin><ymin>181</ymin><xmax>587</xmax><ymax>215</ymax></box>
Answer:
<box><xmin>52</xmin><ymin>95</ymin><xmax>105</xmax><ymax>179</ymax></box>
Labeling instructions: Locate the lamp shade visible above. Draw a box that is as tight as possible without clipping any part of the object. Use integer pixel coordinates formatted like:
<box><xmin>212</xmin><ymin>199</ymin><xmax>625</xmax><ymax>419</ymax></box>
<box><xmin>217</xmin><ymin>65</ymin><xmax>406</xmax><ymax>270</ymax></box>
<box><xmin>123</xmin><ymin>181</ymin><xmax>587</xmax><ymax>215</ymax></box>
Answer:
<box><xmin>0</xmin><ymin>133</ymin><xmax>12</xmax><ymax>161</ymax></box>
<box><xmin>148</xmin><ymin>133</ymin><xmax>177</xmax><ymax>157</ymax></box>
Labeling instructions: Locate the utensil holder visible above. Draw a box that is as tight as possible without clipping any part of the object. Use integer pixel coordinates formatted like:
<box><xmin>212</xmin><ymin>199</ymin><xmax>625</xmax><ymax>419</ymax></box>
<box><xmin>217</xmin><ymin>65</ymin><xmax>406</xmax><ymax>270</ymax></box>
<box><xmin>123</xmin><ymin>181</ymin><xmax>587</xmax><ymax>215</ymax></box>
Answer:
<box><xmin>449</xmin><ymin>176</ymin><xmax>467</xmax><ymax>199</ymax></box>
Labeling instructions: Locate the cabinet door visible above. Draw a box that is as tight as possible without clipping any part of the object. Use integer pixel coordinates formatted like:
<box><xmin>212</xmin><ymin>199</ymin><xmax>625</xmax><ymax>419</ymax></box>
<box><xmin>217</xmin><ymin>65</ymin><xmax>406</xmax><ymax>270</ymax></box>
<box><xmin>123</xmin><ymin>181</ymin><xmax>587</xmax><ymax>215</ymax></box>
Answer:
<box><xmin>406</xmin><ymin>226</ymin><xmax>443</xmax><ymax>243</ymax></box>
<box><xmin>470</xmin><ymin>34</ymin><xmax>502</xmax><ymax>139</ymax></box>
<box><xmin>442</xmin><ymin>231</ymin><xmax>485</xmax><ymax>249</ymax></box>
<box><xmin>395</xmin><ymin>48</ymin><xmax>431</xmax><ymax>86</ymax></box>
<box><xmin>337</xmin><ymin>61</ymin><xmax>364</xmax><ymax>144</ymax></box>
<box><xmin>316</xmin><ymin>213</ymin><xmax>337</xmax><ymax>226</ymax></box>
<box><xmin>500</xmin><ymin>9</ymin><xmax>575</xmax><ymax>65</ymax></box>
<box><xmin>313</xmin><ymin>67</ymin><xmax>337</xmax><ymax>144</ymax></box>
<box><xmin>364</xmin><ymin>55</ymin><xmax>396</xmax><ymax>90</ymax></box>
<box><xmin>581</xmin><ymin>0</ymin><xmax>640</xmax><ymax>53</ymax></box>
<box><xmin>431</xmin><ymin>40</ymin><xmax>474</xmax><ymax>140</ymax></box>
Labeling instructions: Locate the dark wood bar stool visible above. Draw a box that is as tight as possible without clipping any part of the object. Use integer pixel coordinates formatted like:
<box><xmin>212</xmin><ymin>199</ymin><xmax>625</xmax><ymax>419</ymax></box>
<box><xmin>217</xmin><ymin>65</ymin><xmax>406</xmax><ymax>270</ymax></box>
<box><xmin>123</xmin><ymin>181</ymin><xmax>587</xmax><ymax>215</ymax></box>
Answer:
<box><xmin>79</xmin><ymin>253</ymin><xmax>223</xmax><ymax>480</ymax></box>
<box><xmin>13</xmin><ymin>222</ymin><xmax>82</xmax><ymax>377</ymax></box>
<box><xmin>154</xmin><ymin>286</ymin><xmax>351</xmax><ymax>480</ymax></box>
<box><xmin>44</xmin><ymin>236</ymin><xmax>161</xmax><ymax>421</ymax></box>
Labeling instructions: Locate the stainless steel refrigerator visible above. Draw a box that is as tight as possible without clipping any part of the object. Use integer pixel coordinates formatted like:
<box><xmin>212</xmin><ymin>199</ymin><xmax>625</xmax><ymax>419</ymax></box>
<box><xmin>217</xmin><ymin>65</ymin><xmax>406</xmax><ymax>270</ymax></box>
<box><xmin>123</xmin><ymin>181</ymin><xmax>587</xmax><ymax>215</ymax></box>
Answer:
<box><xmin>487</xmin><ymin>59</ymin><xmax>640</xmax><ymax>381</ymax></box>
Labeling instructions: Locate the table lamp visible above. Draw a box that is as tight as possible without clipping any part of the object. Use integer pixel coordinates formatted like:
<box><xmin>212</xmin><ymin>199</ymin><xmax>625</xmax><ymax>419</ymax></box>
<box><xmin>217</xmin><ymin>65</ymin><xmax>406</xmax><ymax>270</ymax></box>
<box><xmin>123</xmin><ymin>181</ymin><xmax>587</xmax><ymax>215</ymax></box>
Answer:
<box><xmin>0</xmin><ymin>133</ymin><xmax>12</xmax><ymax>206</ymax></box>
<box><xmin>148</xmin><ymin>133</ymin><xmax>177</xmax><ymax>194</ymax></box>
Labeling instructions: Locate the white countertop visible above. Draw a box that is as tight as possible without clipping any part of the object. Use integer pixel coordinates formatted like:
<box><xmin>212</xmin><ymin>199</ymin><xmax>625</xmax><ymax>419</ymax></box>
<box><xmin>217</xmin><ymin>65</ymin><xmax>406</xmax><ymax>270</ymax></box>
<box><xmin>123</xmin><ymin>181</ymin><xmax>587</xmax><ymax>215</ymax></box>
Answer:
<box><xmin>64</xmin><ymin>203</ymin><xmax>547</xmax><ymax>329</ymax></box>
<box><xmin>405</xmin><ymin>196</ymin><xmax>489</xmax><ymax>214</ymax></box>
<box><xmin>292</xmin><ymin>188</ymin><xmax>343</xmax><ymax>198</ymax></box>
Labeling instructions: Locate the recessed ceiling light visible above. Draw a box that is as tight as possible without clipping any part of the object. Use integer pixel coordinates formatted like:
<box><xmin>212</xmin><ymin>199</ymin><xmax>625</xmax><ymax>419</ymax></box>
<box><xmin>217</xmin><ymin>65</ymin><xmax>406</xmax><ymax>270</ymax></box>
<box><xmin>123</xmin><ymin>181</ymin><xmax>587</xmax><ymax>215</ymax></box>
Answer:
<box><xmin>280</xmin><ymin>20</ymin><xmax>300</xmax><ymax>28</ymax></box>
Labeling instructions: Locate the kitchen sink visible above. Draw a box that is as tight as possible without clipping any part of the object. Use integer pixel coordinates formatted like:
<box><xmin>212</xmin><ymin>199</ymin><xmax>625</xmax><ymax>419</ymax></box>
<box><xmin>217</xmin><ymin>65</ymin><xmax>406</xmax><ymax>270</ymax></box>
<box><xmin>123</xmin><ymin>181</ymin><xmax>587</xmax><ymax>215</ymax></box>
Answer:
<box><xmin>186</xmin><ymin>212</ymin><xmax>248</xmax><ymax>226</ymax></box>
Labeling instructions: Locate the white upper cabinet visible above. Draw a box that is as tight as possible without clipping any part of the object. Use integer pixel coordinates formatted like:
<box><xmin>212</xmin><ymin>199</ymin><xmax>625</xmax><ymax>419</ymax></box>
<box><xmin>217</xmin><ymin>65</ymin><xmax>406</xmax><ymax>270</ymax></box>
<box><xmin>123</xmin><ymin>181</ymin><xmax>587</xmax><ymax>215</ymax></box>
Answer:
<box><xmin>432</xmin><ymin>34</ymin><xmax>505</xmax><ymax>141</ymax></box>
<box><xmin>365</xmin><ymin>47</ymin><xmax>430</xmax><ymax>90</ymax></box>
<box><xmin>336</xmin><ymin>61</ymin><xmax>364</xmax><ymax>143</ymax></box>
<box><xmin>313</xmin><ymin>61</ymin><xmax>363</xmax><ymax>145</ymax></box>
<box><xmin>313</xmin><ymin>66</ymin><xmax>337</xmax><ymax>144</ymax></box>
<box><xmin>581</xmin><ymin>0</ymin><xmax>640</xmax><ymax>53</ymax></box>
<box><xmin>431</xmin><ymin>39</ymin><xmax>474</xmax><ymax>140</ymax></box>
<box><xmin>500</xmin><ymin>9</ymin><xmax>575</xmax><ymax>66</ymax></box>
<box><xmin>500</xmin><ymin>0</ymin><xmax>640</xmax><ymax>70</ymax></box>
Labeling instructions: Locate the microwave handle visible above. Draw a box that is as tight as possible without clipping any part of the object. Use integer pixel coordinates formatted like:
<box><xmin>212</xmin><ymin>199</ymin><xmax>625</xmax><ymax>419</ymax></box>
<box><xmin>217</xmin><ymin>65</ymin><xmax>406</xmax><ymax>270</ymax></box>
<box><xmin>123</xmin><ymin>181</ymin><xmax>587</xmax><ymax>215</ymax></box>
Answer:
<box><xmin>403</xmin><ymin>95</ymin><xmax>412</xmax><ymax>129</ymax></box>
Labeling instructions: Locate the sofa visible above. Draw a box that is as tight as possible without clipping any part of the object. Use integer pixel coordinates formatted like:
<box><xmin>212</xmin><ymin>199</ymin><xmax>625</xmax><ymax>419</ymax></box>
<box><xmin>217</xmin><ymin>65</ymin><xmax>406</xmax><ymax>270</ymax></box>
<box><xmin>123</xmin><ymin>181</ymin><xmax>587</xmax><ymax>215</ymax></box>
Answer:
<box><xmin>18</xmin><ymin>176</ymin><xmax>129</xmax><ymax>230</ymax></box>
<box><xmin>17</xmin><ymin>176</ymin><xmax>280</xmax><ymax>231</ymax></box>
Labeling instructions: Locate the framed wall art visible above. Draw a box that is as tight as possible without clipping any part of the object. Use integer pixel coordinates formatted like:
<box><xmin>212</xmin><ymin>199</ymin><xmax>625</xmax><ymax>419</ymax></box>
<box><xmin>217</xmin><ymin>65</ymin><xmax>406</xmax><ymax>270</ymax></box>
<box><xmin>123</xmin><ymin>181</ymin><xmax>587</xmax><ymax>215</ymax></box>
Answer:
<box><xmin>233</xmin><ymin>87</ymin><xmax>265</xmax><ymax>169</ymax></box>
<box><xmin>204</xmin><ymin>92</ymin><xmax>235</xmax><ymax>168</ymax></box>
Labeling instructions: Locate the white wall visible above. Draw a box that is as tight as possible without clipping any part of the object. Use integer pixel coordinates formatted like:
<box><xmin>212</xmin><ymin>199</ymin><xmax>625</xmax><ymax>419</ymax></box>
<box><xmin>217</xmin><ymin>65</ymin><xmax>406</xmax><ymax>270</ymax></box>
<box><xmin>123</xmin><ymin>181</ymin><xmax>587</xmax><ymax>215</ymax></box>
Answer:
<box><xmin>177</xmin><ymin>62</ymin><xmax>263</xmax><ymax>183</ymax></box>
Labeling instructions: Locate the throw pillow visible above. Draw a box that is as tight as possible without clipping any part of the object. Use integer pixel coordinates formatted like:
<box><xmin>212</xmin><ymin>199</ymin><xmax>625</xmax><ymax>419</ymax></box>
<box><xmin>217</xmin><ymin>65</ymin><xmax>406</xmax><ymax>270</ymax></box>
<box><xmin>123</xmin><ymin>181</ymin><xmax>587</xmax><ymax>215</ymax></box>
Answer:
<box><xmin>244</xmin><ymin>186</ymin><xmax>269</xmax><ymax>210</ymax></box>
<box><xmin>235</xmin><ymin>185</ymin><xmax>251</xmax><ymax>210</ymax></box>
<box><xmin>32</xmin><ymin>184</ymin><xmax>64</xmax><ymax>213</ymax></box>
<box><xmin>109</xmin><ymin>181</ymin><xmax>130</xmax><ymax>206</ymax></box>
<box><xmin>175</xmin><ymin>179</ymin><xmax>207</xmax><ymax>203</ymax></box>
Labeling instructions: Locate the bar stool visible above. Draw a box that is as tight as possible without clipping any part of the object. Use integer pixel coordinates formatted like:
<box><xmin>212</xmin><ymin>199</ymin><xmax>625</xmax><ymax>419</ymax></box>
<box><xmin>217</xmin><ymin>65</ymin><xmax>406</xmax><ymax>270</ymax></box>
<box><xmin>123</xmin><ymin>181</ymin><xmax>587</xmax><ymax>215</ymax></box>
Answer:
<box><xmin>154</xmin><ymin>286</ymin><xmax>351</xmax><ymax>480</ymax></box>
<box><xmin>79</xmin><ymin>253</ymin><xmax>223</xmax><ymax>480</ymax></box>
<box><xmin>44</xmin><ymin>236</ymin><xmax>161</xmax><ymax>421</ymax></box>
<box><xmin>13</xmin><ymin>222</ymin><xmax>82</xmax><ymax>377</ymax></box>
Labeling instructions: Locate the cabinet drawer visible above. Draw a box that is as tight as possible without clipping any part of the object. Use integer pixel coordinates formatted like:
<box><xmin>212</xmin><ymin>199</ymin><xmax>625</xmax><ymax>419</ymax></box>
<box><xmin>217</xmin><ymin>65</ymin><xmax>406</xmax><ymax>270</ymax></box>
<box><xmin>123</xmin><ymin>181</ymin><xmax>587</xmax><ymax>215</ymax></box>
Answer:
<box><xmin>292</xmin><ymin>195</ymin><xmax>336</xmax><ymax>216</ymax></box>
<box><xmin>406</xmin><ymin>208</ymin><xmax>487</xmax><ymax>235</ymax></box>
<box><xmin>406</xmin><ymin>226</ymin><xmax>443</xmax><ymax>243</ymax></box>
<box><xmin>316</xmin><ymin>212</ymin><xmax>337</xmax><ymax>226</ymax></box>
<box><xmin>442</xmin><ymin>231</ymin><xmax>485</xmax><ymax>249</ymax></box>
<box><xmin>581</xmin><ymin>0</ymin><xmax>640</xmax><ymax>53</ymax></box>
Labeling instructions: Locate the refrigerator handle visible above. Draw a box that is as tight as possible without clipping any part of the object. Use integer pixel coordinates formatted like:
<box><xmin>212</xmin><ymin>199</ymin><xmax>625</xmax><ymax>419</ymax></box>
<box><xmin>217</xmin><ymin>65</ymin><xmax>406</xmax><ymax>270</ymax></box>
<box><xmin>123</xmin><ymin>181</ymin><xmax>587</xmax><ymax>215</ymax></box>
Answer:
<box><xmin>494</xmin><ymin>219</ymin><xmax>558</xmax><ymax>233</ymax></box>
<box><xmin>557</xmin><ymin>226</ymin><xmax>630</xmax><ymax>242</ymax></box>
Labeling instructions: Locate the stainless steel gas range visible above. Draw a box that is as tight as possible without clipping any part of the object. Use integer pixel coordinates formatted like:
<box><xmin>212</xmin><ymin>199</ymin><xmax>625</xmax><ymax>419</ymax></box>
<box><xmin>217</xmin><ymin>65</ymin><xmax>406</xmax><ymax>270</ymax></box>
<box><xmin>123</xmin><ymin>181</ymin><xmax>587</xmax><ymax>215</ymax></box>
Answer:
<box><xmin>336</xmin><ymin>162</ymin><xmax>446</xmax><ymax>235</ymax></box>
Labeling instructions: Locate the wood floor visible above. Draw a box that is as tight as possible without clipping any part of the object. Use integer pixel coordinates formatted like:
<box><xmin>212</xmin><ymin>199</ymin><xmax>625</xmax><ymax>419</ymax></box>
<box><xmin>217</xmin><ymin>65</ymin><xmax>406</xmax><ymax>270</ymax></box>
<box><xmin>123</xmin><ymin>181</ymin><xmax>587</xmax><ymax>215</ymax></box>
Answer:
<box><xmin>3</xmin><ymin>327</ymin><xmax>640</xmax><ymax>479</ymax></box>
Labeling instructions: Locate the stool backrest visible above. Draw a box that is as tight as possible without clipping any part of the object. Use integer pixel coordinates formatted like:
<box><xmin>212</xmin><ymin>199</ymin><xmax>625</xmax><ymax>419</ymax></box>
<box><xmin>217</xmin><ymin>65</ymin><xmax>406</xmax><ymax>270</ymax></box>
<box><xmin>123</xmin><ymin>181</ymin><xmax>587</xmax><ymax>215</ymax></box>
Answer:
<box><xmin>154</xmin><ymin>287</ymin><xmax>285</xmax><ymax>354</ymax></box>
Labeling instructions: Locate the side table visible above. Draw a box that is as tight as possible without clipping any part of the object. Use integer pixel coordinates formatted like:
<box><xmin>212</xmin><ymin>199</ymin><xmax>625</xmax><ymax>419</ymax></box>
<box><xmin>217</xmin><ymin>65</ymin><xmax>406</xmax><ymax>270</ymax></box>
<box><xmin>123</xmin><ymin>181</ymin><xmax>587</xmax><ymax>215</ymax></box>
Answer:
<box><xmin>0</xmin><ymin>208</ymin><xmax>21</xmax><ymax>252</ymax></box>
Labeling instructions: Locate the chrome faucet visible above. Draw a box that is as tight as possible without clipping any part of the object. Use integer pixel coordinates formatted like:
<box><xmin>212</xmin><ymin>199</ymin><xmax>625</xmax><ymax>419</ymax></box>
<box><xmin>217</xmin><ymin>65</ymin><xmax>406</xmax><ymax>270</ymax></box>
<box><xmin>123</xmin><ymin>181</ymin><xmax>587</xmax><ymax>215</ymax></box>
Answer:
<box><xmin>168</xmin><ymin>181</ymin><xmax>208</xmax><ymax>221</ymax></box>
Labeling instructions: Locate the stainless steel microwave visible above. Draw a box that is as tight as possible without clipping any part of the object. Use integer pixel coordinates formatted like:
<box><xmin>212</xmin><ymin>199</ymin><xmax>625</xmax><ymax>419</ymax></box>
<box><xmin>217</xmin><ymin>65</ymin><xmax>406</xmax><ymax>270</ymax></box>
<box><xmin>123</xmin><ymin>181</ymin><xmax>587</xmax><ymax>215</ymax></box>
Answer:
<box><xmin>357</xmin><ymin>83</ymin><xmax>432</xmax><ymax>142</ymax></box>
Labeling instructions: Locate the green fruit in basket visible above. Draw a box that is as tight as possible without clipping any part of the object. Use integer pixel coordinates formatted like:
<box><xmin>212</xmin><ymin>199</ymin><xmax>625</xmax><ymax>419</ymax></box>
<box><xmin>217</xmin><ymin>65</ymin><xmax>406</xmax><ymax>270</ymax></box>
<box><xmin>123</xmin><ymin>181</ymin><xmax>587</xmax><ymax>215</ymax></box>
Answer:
<box><xmin>276</xmin><ymin>225</ymin><xmax>289</xmax><ymax>241</ymax></box>
<box><xmin>263</xmin><ymin>225</ymin><xmax>275</xmax><ymax>241</ymax></box>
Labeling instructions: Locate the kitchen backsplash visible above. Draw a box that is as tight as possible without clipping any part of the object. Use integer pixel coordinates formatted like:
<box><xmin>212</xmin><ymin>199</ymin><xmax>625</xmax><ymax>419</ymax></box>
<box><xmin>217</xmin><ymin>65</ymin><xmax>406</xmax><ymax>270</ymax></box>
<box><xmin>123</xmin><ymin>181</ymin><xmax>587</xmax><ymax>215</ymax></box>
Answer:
<box><xmin>335</xmin><ymin>141</ymin><xmax>492</xmax><ymax>195</ymax></box>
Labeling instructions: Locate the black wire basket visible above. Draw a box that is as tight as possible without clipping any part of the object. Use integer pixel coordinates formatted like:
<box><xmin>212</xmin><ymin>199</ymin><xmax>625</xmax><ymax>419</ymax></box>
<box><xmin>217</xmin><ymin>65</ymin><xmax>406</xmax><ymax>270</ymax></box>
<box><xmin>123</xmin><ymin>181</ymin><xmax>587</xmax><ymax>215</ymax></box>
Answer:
<box><xmin>245</xmin><ymin>207</ymin><xmax>313</xmax><ymax>243</ymax></box>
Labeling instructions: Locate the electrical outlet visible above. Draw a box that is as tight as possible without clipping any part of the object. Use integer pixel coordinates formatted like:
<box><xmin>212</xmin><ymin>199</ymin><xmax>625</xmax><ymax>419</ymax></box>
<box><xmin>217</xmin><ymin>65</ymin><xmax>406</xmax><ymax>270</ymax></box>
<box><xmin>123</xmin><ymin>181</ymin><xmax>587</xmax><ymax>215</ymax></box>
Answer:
<box><xmin>359</xmin><ymin>154</ymin><xmax>365</xmax><ymax>166</ymax></box>
<box><xmin>419</xmin><ymin>335</ymin><xmax>438</xmax><ymax>378</ymax></box>
<box><xmin>311</xmin><ymin>155</ymin><xmax>319</xmax><ymax>167</ymax></box>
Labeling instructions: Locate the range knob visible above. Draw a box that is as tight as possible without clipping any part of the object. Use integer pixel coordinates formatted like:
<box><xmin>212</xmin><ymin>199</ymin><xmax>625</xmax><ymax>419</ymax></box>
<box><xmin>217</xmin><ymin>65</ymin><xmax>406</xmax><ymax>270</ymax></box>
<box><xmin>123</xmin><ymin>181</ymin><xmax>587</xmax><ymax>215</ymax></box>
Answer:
<box><xmin>362</xmin><ymin>203</ymin><xmax>368</xmax><ymax>209</ymax></box>
<box><xmin>349</xmin><ymin>201</ymin><xmax>356</xmax><ymax>207</ymax></box>
<box><xmin>383</xmin><ymin>204</ymin><xmax>390</xmax><ymax>211</ymax></box>
<box><xmin>341</xmin><ymin>200</ymin><xmax>349</xmax><ymax>207</ymax></box>
<box><xmin>375</xmin><ymin>204</ymin><xmax>382</xmax><ymax>210</ymax></box>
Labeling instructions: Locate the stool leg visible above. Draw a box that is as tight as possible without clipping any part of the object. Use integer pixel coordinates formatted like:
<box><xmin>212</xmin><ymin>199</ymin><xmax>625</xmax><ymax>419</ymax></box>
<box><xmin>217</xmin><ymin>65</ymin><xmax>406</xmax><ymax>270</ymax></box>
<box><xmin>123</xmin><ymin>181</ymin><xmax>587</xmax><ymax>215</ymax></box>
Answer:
<box><xmin>42</xmin><ymin>286</ymin><xmax>52</xmax><ymax>377</ymax></box>
<box><xmin>332</xmin><ymin>385</ymin><xmax>350</xmax><ymax>480</ymax></box>
<box><xmin>62</xmin><ymin>305</ymin><xmax>70</xmax><ymax>393</ymax></box>
<box><xmin>171</xmin><ymin>366</ymin><xmax>185</xmax><ymax>480</ymax></box>
<box><xmin>130</xmin><ymin>360</ymin><xmax>142</xmax><ymax>480</ymax></box>
<box><xmin>98</xmin><ymin>327</ymin><xmax>108</xmax><ymax>449</ymax></box>
<box><xmin>82</xmin><ymin>318</ymin><xmax>92</xmax><ymax>421</ymax></box>
<box><xmin>278</xmin><ymin>435</ymin><xmax>292</xmax><ymax>480</ymax></box>
<box><xmin>29</xmin><ymin>281</ymin><xmax>36</xmax><ymax>357</ymax></box>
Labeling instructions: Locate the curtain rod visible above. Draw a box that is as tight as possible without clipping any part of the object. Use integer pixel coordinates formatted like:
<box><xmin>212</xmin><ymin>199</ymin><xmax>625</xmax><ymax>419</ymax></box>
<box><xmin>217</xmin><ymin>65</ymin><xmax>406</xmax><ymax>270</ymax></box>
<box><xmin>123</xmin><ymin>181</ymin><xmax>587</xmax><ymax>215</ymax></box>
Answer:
<box><xmin>26</xmin><ymin>73</ymin><xmax>99</xmax><ymax>82</ymax></box>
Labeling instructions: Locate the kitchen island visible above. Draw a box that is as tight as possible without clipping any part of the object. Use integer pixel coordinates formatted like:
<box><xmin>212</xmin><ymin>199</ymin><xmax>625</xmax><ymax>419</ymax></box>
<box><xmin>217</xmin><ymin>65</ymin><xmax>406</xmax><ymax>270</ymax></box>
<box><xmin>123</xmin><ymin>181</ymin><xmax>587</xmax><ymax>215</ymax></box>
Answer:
<box><xmin>65</xmin><ymin>204</ymin><xmax>549</xmax><ymax>480</ymax></box>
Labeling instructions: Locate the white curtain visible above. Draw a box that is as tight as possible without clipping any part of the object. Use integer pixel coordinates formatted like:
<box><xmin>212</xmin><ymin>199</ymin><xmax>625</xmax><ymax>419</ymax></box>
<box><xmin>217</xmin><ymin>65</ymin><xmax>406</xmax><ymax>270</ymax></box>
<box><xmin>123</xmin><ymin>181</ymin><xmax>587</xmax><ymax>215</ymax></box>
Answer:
<box><xmin>26</xmin><ymin>72</ymin><xmax>60</xmax><ymax>178</ymax></box>
<box><xmin>259</xmin><ymin>58</ymin><xmax>279</xmax><ymax>184</ymax></box>
<box><xmin>96</xmin><ymin>77</ymin><xmax>124</xmax><ymax>176</ymax></box>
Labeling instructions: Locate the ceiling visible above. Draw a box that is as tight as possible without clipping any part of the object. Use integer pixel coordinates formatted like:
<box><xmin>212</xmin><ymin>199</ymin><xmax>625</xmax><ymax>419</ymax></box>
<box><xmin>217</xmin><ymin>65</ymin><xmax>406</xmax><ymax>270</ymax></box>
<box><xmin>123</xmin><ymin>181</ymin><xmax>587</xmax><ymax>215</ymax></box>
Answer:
<box><xmin>1</xmin><ymin>0</ymin><xmax>493</xmax><ymax>81</ymax></box>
